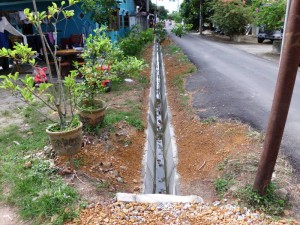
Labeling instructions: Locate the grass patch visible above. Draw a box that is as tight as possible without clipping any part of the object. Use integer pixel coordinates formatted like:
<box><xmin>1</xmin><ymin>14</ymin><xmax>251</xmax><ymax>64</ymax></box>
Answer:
<box><xmin>0</xmin><ymin>106</ymin><xmax>79</xmax><ymax>225</ymax></box>
<box><xmin>214</xmin><ymin>177</ymin><xmax>233</xmax><ymax>198</ymax></box>
<box><xmin>201</xmin><ymin>116</ymin><xmax>217</xmax><ymax>124</ymax></box>
<box><xmin>237</xmin><ymin>183</ymin><xmax>288</xmax><ymax>216</ymax></box>
<box><xmin>102</xmin><ymin>107</ymin><xmax>144</xmax><ymax>131</ymax></box>
<box><xmin>0</xmin><ymin>109</ymin><xmax>11</xmax><ymax>117</ymax></box>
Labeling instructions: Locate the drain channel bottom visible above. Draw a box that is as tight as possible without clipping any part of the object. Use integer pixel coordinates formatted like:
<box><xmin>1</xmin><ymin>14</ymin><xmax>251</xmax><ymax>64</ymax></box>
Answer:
<box><xmin>155</xmin><ymin>43</ymin><xmax>166</xmax><ymax>194</ymax></box>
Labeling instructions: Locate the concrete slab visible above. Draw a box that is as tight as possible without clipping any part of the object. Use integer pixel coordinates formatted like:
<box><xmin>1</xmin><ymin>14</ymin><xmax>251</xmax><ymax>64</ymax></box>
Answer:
<box><xmin>116</xmin><ymin>193</ymin><xmax>204</xmax><ymax>203</ymax></box>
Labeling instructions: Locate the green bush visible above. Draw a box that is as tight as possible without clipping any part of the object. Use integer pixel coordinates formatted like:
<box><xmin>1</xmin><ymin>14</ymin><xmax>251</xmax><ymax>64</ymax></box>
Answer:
<box><xmin>209</xmin><ymin>0</ymin><xmax>251</xmax><ymax>37</ymax></box>
<box><xmin>237</xmin><ymin>183</ymin><xmax>288</xmax><ymax>216</ymax></box>
<box><xmin>171</xmin><ymin>23</ymin><xmax>193</xmax><ymax>38</ymax></box>
<box><xmin>119</xmin><ymin>26</ymin><xmax>154</xmax><ymax>56</ymax></box>
<box><xmin>155</xmin><ymin>21</ymin><xmax>167</xmax><ymax>43</ymax></box>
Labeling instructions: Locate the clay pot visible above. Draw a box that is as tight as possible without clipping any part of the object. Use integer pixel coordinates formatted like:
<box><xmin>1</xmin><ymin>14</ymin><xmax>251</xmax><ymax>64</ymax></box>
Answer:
<box><xmin>77</xmin><ymin>99</ymin><xmax>107</xmax><ymax>127</ymax></box>
<box><xmin>46</xmin><ymin>122</ymin><xmax>83</xmax><ymax>156</ymax></box>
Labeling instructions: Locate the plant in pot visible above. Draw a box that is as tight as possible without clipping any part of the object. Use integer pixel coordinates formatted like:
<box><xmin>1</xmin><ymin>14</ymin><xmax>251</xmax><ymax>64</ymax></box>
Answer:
<box><xmin>73</xmin><ymin>27</ymin><xmax>119</xmax><ymax>127</ymax></box>
<box><xmin>0</xmin><ymin>0</ymin><xmax>82</xmax><ymax>157</ymax></box>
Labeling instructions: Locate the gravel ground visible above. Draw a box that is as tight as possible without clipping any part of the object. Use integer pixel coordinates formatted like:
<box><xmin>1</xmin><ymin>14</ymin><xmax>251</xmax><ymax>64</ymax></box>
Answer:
<box><xmin>68</xmin><ymin>201</ymin><xmax>298</xmax><ymax>225</ymax></box>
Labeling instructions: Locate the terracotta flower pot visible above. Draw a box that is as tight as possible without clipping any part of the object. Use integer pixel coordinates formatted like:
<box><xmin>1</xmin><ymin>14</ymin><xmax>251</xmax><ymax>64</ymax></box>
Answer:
<box><xmin>46</xmin><ymin>122</ymin><xmax>83</xmax><ymax>156</ymax></box>
<box><xmin>77</xmin><ymin>99</ymin><xmax>107</xmax><ymax>127</ymax></box>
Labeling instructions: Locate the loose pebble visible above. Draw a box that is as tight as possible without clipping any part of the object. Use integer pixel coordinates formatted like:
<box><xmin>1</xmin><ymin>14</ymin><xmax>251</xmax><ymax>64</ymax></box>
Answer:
<box><xmin>67</xmin><ymin>201</ymin><xmax>299</xmax><ymax>225</ymax></box>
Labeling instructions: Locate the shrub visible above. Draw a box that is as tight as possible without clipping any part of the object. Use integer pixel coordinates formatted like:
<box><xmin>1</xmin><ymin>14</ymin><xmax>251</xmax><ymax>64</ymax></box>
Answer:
<box><xmin>209</xmin><ymin>0</ymin><xmax>251</xmax><ymax>37</ymax></box>
<box><xmin>119</xmin><ymin>26</ymin><xmax>154</xmax><ymax>56</ymax></box>
<box><xmin>237</xmin><ymin>183</ymin><xmax>288</xmax><ymax>216</ymax></box>
<box><xmin>171</xmin><ymin>23</ymin><xmax>193</xmax><ymax>38</ymax></box>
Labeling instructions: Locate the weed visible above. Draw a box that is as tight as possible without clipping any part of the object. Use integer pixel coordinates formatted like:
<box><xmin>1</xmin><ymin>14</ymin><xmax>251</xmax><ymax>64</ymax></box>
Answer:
<box><xmin>237</xmin><ymin>183</ymin><xmax>288</xmax><ymax>216</ymax></box>
<box><xmin>201</xmin><ymin>116</ymin><xmax>217</xmax><ymax>124</ymax></box>
<box><xmin>169</xmin><ymin>44</ymin><xmax>181</xmax><ymax>54</ymax></box>
<box><xmin>73</xmin><ymin>157</ymin><xmax>85</xmax><ymax>170</ymax></box>
<box><xmin>247</xmin><ymin>130</ymin><xmax>265</xmax><ymax>142</ymax></box>
<box><xmin>0</xmin><ymin>110</ymin><xmax>11</xmax><ymax>117</ymax></box>
<box><xmin>214</xmin><ymin>178</ymin><xmax>233</xmax><ymax>198</ymax></box>
<box><xmin>83</xmin><ymin>124</ymin><xmax>102</xmax><ymax>134</ymax></box>
<box><xmin>94</xmin><ymin>180</ymin><xmax>110</xmax><ymax>190</ymax></box>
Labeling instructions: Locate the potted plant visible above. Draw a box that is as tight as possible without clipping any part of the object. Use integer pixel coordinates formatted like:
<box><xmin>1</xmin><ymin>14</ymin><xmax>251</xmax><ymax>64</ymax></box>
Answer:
<box><xmin>72</xmin><ymin>26</ymin><xmax>146</xmax><ymax>127</ymax></box>
<box><xmin>72</xmin><ymin>27</ymin><xmax>118</xmax><ymax>127</ymax></box>
<box><xmin>0</xmin><ymin>0</ymin><xmax>82</xmax><ymax>156</ymax></box>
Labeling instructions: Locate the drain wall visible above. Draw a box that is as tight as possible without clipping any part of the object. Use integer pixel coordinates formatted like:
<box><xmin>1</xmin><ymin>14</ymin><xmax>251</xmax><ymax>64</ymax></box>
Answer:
<box><xmin>142</xmin><ymin>42</ymin><xmax>179</xmax><ymax>195</ymax></box>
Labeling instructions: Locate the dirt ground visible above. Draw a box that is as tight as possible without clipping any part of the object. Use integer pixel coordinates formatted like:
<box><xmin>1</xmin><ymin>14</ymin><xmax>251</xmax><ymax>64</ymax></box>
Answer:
<box><xmin>67</xmin><ymin>38</ymin><xmax>299</xmax><ymax>223</ymax></box>
<box><xmin>1</xmin><ymin>37</ymin><xmax>299</xmax><ymax>224</ymax></box>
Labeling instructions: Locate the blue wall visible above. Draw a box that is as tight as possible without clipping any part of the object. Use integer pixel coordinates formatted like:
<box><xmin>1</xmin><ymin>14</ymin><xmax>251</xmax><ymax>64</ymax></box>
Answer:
<box><xmin>0</xmin><ymin>2</ymin><xmax>96</xmax><ymax>45</ymax></box>
<box><xmin>108</xmin><ymin>0</ymin><xmax>135</xmax><ymax>42</ymax></box>
<box><xmin>1</xmin><ymin>0</ymin><xmax>135</xmax><ymax>43</ymax></box>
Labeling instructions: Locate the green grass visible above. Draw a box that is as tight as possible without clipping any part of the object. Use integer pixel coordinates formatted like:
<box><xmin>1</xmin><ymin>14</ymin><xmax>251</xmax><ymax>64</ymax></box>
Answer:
<box><xmin>0</xmin><ymin>106</ymin><xmax>79</xmax><ymax>225</ymax></box>
<box><xmin>0</xmin><ymin>109</ymin><xmax>11</xmax><ymax>117</ymax></box>
<box><xmin>102</xmin><ymin>108</ymin><xmax>144</xmax><ymax>131</ymax></box>
<box><xmin>237</xmin><ymin>183</ymin><xmax>288</xmax><ymax>216</ymax></box>
<box><xmin>214</xmin><ymin>178</ymin><xmax>233</xmax><ymax>198</ymax></box>
<box><xmin>201</xmin><ymin>116</ymin><xmax>217</xmax><ymax>124</ymax></box>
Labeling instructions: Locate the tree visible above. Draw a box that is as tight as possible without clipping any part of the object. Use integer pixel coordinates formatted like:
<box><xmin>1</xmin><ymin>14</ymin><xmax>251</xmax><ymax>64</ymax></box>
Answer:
<box><xmin>179</xmin><ymin>0</ymin><xmax>213</xmax><ymax>31</ymax></box>
<box><xmin>80</xmin><ymin>0</ymin><xmax>118</xmax><ymax>25</ymax></box>
<box><xmin>209</xmin><ymin>0</ymin><xmax>251</xmax><ymax>37</ymax></box>
<box><xmin>157</xmin><ymin>6</ymin><xmax>169</xmax><ymax>20</ymax></box>
<box><xmin>254</xmin><ymin>0</ymin><xmax>286</xmax><ymax>31</ymax></box>
<box><xmin>180</xmin><ymin>0</ymin><xmax>200</xmax><ymax>29</ymax></box>
<box><xmin>168</xmin><ymin>11</ymin><xmax>182</xmax><ymax>23</ymax></box>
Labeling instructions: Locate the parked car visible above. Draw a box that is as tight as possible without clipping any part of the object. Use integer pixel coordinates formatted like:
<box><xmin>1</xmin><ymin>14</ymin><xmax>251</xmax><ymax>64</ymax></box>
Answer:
<box><xmin>257</xmin><ymin>30</ymin><xmax>283</xmax><ymax>43</ymax></box>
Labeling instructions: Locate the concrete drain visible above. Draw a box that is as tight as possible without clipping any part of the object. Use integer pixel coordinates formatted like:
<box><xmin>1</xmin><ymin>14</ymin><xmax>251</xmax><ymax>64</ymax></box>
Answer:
<box><xmin>116</xmin><ymin>42</ymin><xmax>203</xmax><ymax>203</ymax></box>
<box><xmin>142</xmin><ymin>41</ymin><xmax>178</xmax><ymax>194</ymax></box>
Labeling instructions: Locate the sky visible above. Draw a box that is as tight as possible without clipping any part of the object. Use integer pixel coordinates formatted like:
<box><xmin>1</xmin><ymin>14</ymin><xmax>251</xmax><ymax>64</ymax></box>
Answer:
<box><xmin>155</xmin><ymin>0</ymin><xmax>183</xmax><ymax>13</ymax></box>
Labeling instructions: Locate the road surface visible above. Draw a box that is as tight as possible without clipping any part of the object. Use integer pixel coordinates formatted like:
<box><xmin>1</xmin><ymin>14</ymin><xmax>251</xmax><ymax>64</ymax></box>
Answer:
<box><xmin>169</xmin><ymin>32</ymin><xmax>300</xmax><ymax>173</ymax></box>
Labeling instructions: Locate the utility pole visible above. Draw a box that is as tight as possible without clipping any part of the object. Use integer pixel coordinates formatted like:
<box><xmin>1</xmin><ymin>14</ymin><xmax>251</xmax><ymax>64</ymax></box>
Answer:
<box><xmin>253</xmin><ymin>0</ymin><xmax>300</xmax><ymax>195</ymax></box>
<box><xmin>199</xmin><ymin>0</ymin><xmax>203</xmax><ymax>35</ymax></box>
<box><xmin>146</xmin><ymin>0</ymin><xmax>149</xmax><ymax>28</ymax></box>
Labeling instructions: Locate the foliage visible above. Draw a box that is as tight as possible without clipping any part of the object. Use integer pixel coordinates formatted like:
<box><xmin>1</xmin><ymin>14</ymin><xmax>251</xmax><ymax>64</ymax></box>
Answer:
<box><xmin>237</xmin><ymin>183</ymin><xmax>288</xmax><ymax>216</ymax></box>
<box><xmin>74</xmin><ymin>27</ymin><xmax>144</xmax><ymax>108</ymax></box>
<box><xmin>73</xmin><ymin>27</ymin><xmax>119</xmax><ymax>109</ymax></box>
<box><xmin>0</xmin><ymin>107</ymin><xmax>79</xmax><ymax>224</ymax></box>
<box><xmin>119</xmin><ymin>25</ymin><xmax>154</xmax><ymax>56</ymax></box>
<box><xmin>110</xmin><ymin>56</ymin><xmax>144</xmax><ymax>80</ymax></box>
<box><xmin>179</xmin><ymin>0</ymin><xmax>213</xmax><ymax>30</ymax></box>
<box><xmin>80</xmin><ymin>0</ymin><xmax>118</xmax><ymax>24</ymax></box>
<box><xmin>0</xmin><ymin>0</ymin><xmax>80</xmax><ymax>131</ymax></box>
<box><xmin>253</xmin><ymin>0</ymin><xmax>286</xmax><ymax>31</ymax></box>
<box><xmin>155</xmin><ymin>21</ymin><xmax>167</xmax><ymax>43</ymax></box>
<box><xmin>214</xmin><ymin>178</ymin><xmax>233</xmax><ymax>197</ymax></box>
<box><xmin>102</xmin><ymin>107</ymin><xmax>144</xmax><ymax>131</ymax></box>
<box><xmin>171</xmin><ymin>23</ymin><xmax>193</xmax><ymax>38</ymax></box>
<box><xmin>157</xmin><ymin>6</ymin><xmax>169</xmax><ymax>20</ymax></box>
<box><xmin>209</xmin><ymin>0</ymin><xmax>251</xmax><ymax>36</ymax></box>
<box><xmin>168</xmin><ymin>11</ymin><xmax>182</xmax><ymax>23</ymax></box>
<box><xmin>179</xmin><ymin>0</ymin><xmax>199</xmax><ymax>29</ymax></box>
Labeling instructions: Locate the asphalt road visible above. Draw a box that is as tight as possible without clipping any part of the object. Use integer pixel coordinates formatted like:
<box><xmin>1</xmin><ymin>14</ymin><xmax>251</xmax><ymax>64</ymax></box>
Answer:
<box><xmin>169</xmin><ymin>32</ymin><xmax>300</xmax><ymax>173</ymax></box>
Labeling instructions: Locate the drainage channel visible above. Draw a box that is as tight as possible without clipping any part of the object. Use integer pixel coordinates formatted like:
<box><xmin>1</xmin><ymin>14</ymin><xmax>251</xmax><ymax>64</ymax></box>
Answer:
<box><xmin>116</xmin><ymin>42</ymin><xmax>203</xmax><ymax>203</ymax></box>
<box><xmin>142</xmin><ymin>41</ymin><xmax>178</xmax><ymax>195</ymax></box>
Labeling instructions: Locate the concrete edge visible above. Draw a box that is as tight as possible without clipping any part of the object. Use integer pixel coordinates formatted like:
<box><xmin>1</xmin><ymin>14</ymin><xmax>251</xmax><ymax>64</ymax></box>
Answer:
<box><xmin>116</xmin><ymin>193</ymin><xmax>204</xmax><ymax>203</ymax></box>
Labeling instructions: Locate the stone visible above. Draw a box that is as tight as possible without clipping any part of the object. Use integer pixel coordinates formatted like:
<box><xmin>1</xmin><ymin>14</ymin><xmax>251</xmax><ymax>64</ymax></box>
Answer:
<box><xmin>24</xmin><ymin>161</ymin><xmax>32</xmax><ymax>168</ymax></box>
<box><xmin>275</xmin><ymin>188</ymin><xmax>289</xmax><ymax>200</ymax></box>
<box><xmin>120</xmin><ymin>166</ymin><xmax>127</xmax><ymax>170</ymax></box>
<box><xmin>100</xmin><ymin>162</ymin><xmax>112</xmax><ymax>169</ymax></box>
<box><xmin>133</xmin><ymin>186</ymin><xmax>140</xmax><ymax>192</ymax></box>
<box><xmin>116</xmin><ymin>177</ymin><xmax>124</xmax><ymax>183</ymax></box>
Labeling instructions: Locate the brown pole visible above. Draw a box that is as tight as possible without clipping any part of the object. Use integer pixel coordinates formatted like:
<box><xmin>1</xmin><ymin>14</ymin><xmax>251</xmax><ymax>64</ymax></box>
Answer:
<box><xmin>253</xmin><ymin>0</ymin><xmax>300</xmax><ymax>195</ymax></box>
